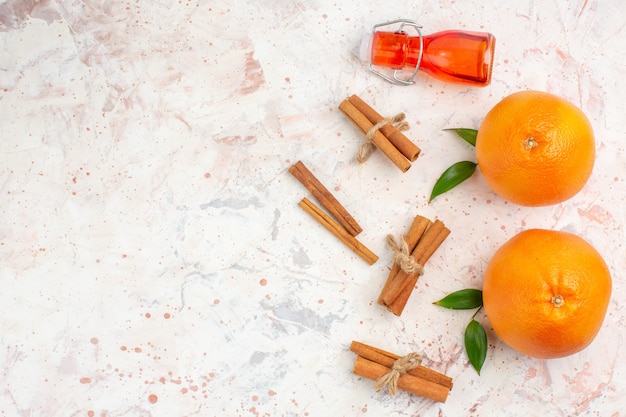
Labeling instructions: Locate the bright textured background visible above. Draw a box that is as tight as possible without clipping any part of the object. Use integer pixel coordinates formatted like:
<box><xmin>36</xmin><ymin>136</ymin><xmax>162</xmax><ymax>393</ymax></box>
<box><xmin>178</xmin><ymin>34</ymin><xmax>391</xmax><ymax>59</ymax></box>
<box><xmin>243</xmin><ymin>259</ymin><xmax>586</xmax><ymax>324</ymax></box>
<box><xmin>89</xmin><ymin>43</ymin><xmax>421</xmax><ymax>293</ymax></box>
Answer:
<box><xmin>1</xmin><ymin>1</ymin><xmax>625</xmax><ymax>416</ymax></box>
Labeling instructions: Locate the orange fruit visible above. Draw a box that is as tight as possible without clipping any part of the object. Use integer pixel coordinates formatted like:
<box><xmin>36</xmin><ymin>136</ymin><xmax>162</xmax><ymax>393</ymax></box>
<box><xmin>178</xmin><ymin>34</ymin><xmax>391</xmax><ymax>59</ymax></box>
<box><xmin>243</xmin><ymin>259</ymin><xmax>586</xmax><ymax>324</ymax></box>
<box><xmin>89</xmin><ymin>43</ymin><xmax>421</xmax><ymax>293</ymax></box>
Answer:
<box><xmin>482</xmin><ymin>229</ymin><xmax>611</xmax><ymax>359</ymax></box>
<box><xmin>475</xmin><ymin>90</ymin><xmax>595</xmax><ymax>206</ymax></box>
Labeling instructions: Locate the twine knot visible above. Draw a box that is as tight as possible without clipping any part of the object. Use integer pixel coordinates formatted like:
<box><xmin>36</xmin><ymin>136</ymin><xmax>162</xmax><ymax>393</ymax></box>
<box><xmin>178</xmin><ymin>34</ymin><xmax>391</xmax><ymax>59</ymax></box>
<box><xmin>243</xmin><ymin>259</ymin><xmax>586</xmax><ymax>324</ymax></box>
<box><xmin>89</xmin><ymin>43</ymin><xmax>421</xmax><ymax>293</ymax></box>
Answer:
<box><xmin>375</xmin><ymin>352</ymin><xmax>422</xmax><ymax>395</ymax></box>
<box><xmin>357</xmin><ymin>113</ymin><xmax>410</xmax><ymax>163</ymax></box>
<box><xmin>386</xmin><ymin>234</ymin><xmax>424</xmax><ymax>275</ymax></box>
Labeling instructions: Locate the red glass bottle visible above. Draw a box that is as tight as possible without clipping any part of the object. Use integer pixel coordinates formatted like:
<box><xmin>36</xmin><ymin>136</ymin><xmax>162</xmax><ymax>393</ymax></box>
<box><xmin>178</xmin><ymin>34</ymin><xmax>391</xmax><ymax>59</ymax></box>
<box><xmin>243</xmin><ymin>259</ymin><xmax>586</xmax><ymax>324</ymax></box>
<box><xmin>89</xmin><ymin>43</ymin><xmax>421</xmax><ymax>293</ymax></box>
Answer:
<box><xmin>359</xmin><ymin>20</ymin><xmax>496</xmax><ymax>86</ymax></box>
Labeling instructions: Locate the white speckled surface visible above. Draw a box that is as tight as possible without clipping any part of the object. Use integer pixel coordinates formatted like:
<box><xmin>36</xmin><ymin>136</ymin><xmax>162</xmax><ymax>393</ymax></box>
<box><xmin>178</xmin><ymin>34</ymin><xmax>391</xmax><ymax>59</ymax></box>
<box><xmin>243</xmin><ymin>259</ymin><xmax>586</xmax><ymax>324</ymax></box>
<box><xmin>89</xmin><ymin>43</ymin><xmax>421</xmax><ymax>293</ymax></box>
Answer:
<box><xmin>1</xmin><ymin>1</ymin><xmax>625</xmax><ymax>416</ymax></box>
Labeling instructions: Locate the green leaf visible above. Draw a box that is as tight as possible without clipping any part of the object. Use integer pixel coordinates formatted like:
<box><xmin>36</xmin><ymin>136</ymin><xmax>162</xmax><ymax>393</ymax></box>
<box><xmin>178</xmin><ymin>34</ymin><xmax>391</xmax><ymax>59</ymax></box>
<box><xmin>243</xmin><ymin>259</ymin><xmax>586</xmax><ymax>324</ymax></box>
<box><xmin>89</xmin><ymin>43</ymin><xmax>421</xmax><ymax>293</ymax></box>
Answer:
<box><xmin>429</xmin><ymin>160</ymin><xmax>477</xmax><ymax>202</ymax></box>
<box><xmin>443</xmin><ymin>128</ymin><xmax>478</xmax><ymax>146</ymax></box>
<box><xmin>465</xmin><ymin>319</ymin><xmax>488</xmax><ymax>374</ymax></box>
<box><xmin>433</xmin><ymin>289</ymin><xmax>483</xmax><ymax>310</ymax></box>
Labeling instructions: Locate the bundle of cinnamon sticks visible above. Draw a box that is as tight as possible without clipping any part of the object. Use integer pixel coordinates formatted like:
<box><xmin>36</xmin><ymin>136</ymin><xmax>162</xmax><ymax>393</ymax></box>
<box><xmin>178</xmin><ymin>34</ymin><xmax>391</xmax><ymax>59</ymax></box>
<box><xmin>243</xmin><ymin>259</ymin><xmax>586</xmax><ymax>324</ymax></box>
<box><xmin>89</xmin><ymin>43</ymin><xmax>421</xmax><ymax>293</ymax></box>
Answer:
<box><xmin>350</xmin><ymin>341</ymin><xmax>453</xmax><ymax>403</ymax></box>
<box><xmin>378</xmin><ymin>214</ymin><xmax>450</xmax><ymax>316</ymax></box>
<box><xmin>338</xmin><ymin>94</ymin><xmax>421</xmax><ymax>172</ymax></box>
<box><xmin>289</xmin><ymin>160</ymin><xmax>378</xmax><ymax>265</ymax></box>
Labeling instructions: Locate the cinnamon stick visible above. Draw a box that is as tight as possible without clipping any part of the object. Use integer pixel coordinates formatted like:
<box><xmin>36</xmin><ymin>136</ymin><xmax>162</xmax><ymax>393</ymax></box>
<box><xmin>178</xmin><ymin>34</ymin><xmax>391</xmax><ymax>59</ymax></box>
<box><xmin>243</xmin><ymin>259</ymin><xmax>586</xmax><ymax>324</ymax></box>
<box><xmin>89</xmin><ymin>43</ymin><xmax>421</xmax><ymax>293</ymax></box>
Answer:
<box><xmin>348</xmin><ymin>94</ymin><xmax>421</xmax><ymax>162</ymax></box>
<box><xmin>350</xmin><ymin>341</ymin><xmax>453</xmax><ymax>389</ymax></box>
<box><xmin>289</xmin><ymin>160</ymin><xmax>362</xmax><ymax>236</ymax></box>
<box><xmin>410</xmin><ymin>220</ymin><xmax>451</xmax><ymax>266</ymax></box>
<box><xmin>338</xmin><ymin>99</ymin><xmax>411</xmax><ymax>172</ymax></box>
<box><xmin>377</xmin><ymin>215</ymin><xmax>431</xmax><ymax>305</ymax></box>
<box><xmin>298</xmin><ymin>197</ymin><xmax>378</xmax><ymax>265</ymax></box>
<box><xmin>350</xmin><ymin>341</ymin><xmax>452</xmax><ymax>403</ymax></box>
<box><xmin>380</xmin><ymin>219</ymin><xmax>450</xmax><ymax>316</ymax></box>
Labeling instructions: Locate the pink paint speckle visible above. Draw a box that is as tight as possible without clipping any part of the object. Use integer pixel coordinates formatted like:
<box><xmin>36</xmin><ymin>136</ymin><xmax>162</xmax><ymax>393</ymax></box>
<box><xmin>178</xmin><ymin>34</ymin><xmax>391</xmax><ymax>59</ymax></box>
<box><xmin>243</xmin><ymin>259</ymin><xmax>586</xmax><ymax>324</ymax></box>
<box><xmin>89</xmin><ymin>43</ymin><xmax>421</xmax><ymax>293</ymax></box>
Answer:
<box><xmin>239</xmin><ymin>51</ymin><xmax>265</xmax><ymax>95</ymax></box>
<box><xmin>526</xmin><ymin>367</ymin><xmax>538</xmax><ymax>380</ymax></box>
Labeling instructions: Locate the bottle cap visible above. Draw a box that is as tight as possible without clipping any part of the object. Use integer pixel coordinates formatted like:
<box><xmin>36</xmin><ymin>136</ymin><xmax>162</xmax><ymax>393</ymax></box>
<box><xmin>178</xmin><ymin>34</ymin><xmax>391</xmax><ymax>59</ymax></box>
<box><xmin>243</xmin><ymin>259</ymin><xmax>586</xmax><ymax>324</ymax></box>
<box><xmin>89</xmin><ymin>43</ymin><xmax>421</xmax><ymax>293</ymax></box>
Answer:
<box><xmin>358</xmin><ymin>33</ymin><xmax>373</xmax><ymax>63</ymax></box>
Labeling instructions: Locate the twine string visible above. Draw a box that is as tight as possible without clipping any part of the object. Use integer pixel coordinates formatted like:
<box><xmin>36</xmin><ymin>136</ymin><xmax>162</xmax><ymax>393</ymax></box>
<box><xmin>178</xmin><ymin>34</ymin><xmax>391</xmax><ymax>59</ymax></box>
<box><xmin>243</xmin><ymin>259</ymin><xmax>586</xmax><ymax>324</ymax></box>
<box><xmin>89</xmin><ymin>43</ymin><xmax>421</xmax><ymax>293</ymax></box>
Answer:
<box><xmin>356</xmin><ymin>113</ymin><xmax>410</xmax><ymax>163</ymax></box>
<box><xmin>374</xmin><ymin>352</ymin><xmax>422</xmax><ymax>395</ymax></box>
<box><xmin>386</xmin><ymin>234</ymin><xmax>424</xmax><ymax>275</ymax></box>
